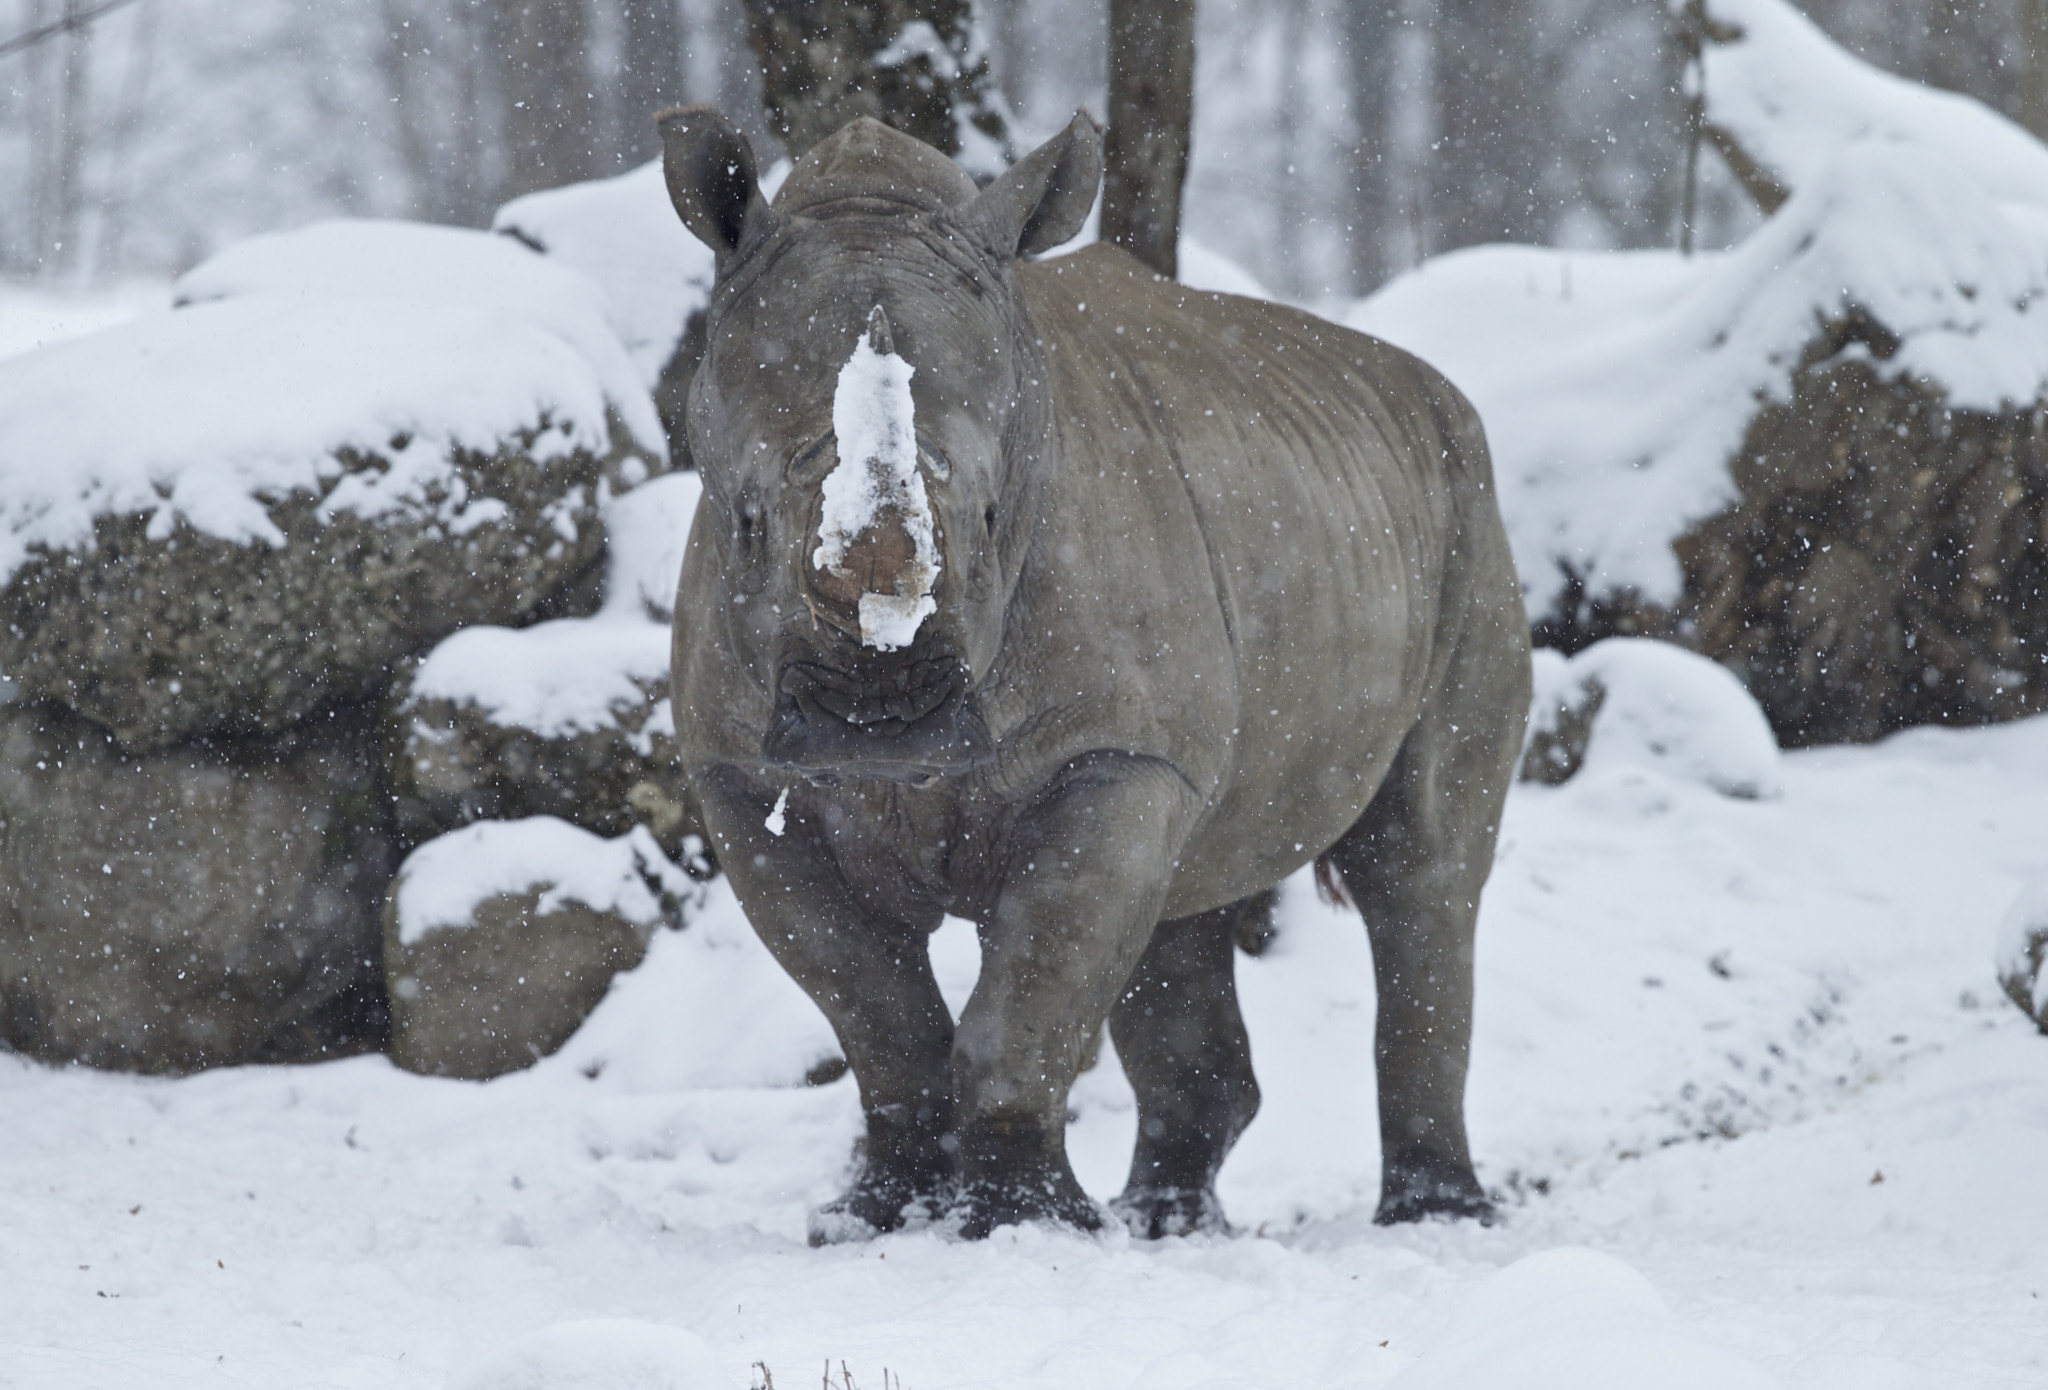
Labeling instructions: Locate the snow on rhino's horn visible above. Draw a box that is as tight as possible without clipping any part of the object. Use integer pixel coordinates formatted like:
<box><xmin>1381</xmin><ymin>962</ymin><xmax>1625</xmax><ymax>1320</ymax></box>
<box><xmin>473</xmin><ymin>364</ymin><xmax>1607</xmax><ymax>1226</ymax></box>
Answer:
<box><xmin>812</xmin><ymin>306</ymin><xmax>941</xmax><ymax>651</ymax></box>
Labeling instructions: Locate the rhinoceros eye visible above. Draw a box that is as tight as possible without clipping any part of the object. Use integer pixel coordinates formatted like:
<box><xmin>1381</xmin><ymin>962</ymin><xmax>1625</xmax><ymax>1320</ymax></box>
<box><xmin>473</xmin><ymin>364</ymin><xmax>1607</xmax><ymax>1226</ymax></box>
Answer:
<box><xmin>734</xmin><ymin>493</ymin><xmax>763</xmax><ymax>551</ymax></box>
<box><xmin>788</xmin><ymin>437</ymin><xmax>832</xmax><ymax>481</ymax></box>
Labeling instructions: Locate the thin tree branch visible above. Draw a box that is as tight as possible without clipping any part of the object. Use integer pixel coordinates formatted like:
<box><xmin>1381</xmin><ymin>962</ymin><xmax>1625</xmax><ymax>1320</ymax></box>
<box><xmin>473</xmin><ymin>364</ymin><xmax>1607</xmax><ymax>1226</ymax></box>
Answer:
<box><xmin>0</xmin><ymin>0</ymin><xmax>140</xmax><ymax>61</ymax></box>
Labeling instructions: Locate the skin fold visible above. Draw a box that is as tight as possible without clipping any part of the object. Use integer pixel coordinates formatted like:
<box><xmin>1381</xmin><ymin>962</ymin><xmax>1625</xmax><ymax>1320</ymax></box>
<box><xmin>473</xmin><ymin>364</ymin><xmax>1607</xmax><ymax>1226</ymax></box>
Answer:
<box><xmin>659</xmin><ymin>106</ymin><xmax>1531</xmax><ymax>1242</ymax></box>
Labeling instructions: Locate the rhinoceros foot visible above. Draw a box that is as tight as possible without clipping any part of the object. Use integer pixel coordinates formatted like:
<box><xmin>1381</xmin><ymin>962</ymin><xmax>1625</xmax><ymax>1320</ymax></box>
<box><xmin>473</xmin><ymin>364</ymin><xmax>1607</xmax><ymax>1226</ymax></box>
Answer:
<box><xmin>1374</xmin><ymin>1149</ymin><xmax>1496</xmax><ymax>1227</ymax></box>
<box><xmin>950</xmin><ymin>1173</ymin><xmax>1104</xmax><ymax>1241</ymax></box>
<box><xmin>807</xmin><ymin>1169</ymin><xmax>955</xmax><ymax>1246</ymax></box>
<box><xmin>1110</xmin><ymin>1184</ymin><xmax>1230</xmax><ymax>1240</ymax></box>
<box><xmin>948</xmin><ymin>1118</ymin><xmax>1104</xmax><ymax>1239</ymax></box>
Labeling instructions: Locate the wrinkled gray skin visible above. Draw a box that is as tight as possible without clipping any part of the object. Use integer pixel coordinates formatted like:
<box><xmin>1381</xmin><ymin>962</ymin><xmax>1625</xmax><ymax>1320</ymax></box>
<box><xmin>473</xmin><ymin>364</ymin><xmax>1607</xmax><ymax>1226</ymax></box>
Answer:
<box><xmin>661</xmin><ymin>107</ymin><xmax>1531</xmax><ymax>1241</ymax></box>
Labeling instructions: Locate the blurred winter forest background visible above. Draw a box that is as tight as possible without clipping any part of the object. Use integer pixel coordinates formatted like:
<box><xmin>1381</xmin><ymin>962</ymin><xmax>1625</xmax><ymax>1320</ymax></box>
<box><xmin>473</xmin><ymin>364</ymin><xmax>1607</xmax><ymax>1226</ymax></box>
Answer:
<box><xmin>3</xmin><ymin>0</ymin><xmax>2043</xmax><ymax>300</ymax></box>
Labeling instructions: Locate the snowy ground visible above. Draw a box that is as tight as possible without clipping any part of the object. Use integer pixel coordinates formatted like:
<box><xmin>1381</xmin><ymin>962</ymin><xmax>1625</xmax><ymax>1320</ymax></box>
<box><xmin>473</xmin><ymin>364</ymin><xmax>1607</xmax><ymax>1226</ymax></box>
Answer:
<box><xmin>0</xmin><ymin>281</ymin><xmax>166</xmax><ymax>363</ymax></box>
<box><xmin>4</xmin><ymin>712</ymin><xmax>2044</xmax><ymax>1389</ymax></box>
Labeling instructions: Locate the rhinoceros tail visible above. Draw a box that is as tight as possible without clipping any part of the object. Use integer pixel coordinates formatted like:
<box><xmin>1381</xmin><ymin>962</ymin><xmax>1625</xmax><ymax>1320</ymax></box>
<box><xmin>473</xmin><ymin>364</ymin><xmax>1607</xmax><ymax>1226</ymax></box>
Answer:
<box><xmin>1313</xmin><ymin>853</ymin><xmax>1354</xmax><ymax>911</ymax></box>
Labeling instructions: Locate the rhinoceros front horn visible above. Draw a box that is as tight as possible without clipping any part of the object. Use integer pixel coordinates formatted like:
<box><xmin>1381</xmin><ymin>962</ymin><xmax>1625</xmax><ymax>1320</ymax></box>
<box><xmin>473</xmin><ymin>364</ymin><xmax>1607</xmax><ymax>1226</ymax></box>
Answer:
<box><xmin>863</xmin><ymin>304</ymin><xmax>895</xmax><ymax>356</ymax></box>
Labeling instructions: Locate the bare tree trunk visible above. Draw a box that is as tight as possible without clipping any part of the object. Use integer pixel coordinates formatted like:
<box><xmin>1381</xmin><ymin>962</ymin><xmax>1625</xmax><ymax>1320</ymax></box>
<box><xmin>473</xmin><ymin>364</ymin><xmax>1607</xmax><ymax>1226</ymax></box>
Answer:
<box><xmin>741</xmin><ymin>0</ymin><xmax>1013</xmax><ymax>168</ymax></box>
<box><xmin>498</xmin><ymin>0</ymin><xmax>600</xmax><ymax>198</ymax></box>
<box><xmin>22</xmin><ymin>0</ymin><xmax>55</xmax><ymax>272</ymax></box>
<box><xmin>52</xmin><ymin>0</ymin><xmax>95</xmax><ymax>275</ymax></box>
<box><xmin>378</xmin><ymin>0</ymin><xmax>442</xmax><ymax>217</ymax></box>
<box><xmin>618</xmin><ymin>0</ymin><xmax>685</xmax><ymax>164</ymax></box>
<box><xmin>1431</xmin><ymin>0</ymin><xmax>1550</xmax><ymax>252</ymax></box>
<box><xmin>1101</xmin><ymin>0</ymin><xmax>1194</xmax><ymax>279</ymax></box>
<box><xmin>2023</xmin><ymin>0</ymin><xmax>2048</xmax><ymax>142</ymax></box>
<box><xmin>1270</xmin><ymin>0</ymin><xmax>1307</xmax><ymax>297</ymax></box>
<box><xmin>1345</xmin><ymin>1</ymin><xmax>1400</xmax><ymax>294</ymax></box>
<box><xmin>95</xmin><ymin>0</ymin><xmax>157</xmax><ymax>271</ymax></box>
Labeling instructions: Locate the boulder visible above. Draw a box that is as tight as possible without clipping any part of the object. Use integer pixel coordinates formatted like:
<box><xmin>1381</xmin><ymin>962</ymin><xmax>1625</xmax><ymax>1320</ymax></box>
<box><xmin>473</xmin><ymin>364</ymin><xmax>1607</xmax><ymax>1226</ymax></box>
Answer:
<box><xmin>0</xmin><ymin>222</ymin><xmax>665</xmax><ymax>753</ymax></box>
<box><xmin>0</xmin><ymin>698</ymin><xmax>394</xmax><ymax>1072</ymax></box>
<box><xmin>385</xmin><ymin>473</ymin><xmax>709</xmax><ymax>860</ymax></box>
<box><xmin>1520</xmin><ymin>638</ymin><xmax>1782</xmax><ymax>798</ymax></box>
<box><xmin>384</xmin><ymin>818</ymin><xmax>696</xmax><ymax>1079</ymax></box>
<box><xmin>1996</xmin><ymin>871</ymin><xmax>2048</xmax><ymax>1034</ymax></box>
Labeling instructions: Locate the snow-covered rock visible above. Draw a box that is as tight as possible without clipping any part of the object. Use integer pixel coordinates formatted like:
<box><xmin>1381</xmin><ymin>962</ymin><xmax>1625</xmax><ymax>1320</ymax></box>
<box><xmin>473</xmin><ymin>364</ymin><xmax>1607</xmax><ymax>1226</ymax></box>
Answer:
<box><xmin>1521</xmin><ymin>639</ymin><xmax>1781</xmax><ymax>799</ymax></box>
<box><xmin>1995</xmin><ymin>870</ymin><xmax>2048</xmax><ymax>1034</ymax></box>
<box><xmin>386</xmin><ymin>475</ymin><xmax>704</xmax><ymax>856</ymax></box>
<box><xmin>493</xmin><ymin>163</ymin><xmax>717</xmax><ymax>395</ymax></box>
<box><xmin>0</xmin><ymin>699</ymin><xmax>392</xmax><ymax>1072</ymax></box>
<box><xmin>0</xmin><ymin>288</ymin><xmax>643</xmax><ymax>750</ymax></box>
<box><xmin>172</xmin><ymin>218</ymin><xmax>664</xmax><ymax>459</ymax></box>
<box><xmin>385</xmin><ymin>819</ymin><xmax>697</xmax><ymax>1080</ymax></box>
<box><xmin>446</xmin><ymin>1319</ymin><xmax>736</xmax><ymax>1390</ymax></box>
<box><xmin>1386</xmin><ymin>1248</ymin><xmax>1781</xmax><ymax>1390</ymax></box>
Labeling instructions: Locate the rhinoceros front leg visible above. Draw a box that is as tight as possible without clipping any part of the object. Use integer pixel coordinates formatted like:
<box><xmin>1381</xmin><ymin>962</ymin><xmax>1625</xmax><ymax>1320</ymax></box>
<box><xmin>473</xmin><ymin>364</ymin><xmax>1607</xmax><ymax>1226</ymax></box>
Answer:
<box><xmin>1106</xmin><ymin>892</ymin><xmax>1264</xmax><ymax>1237</ymax></box>
<box><xmin>951</xmin><ymin>754</ymin><xmax>1196</xmax><ymax>1239</ymax></box>
<box><xmin>693</xmin><ymin>767</ymin><xmax>955</xmax><ymax>1244</ymax></box>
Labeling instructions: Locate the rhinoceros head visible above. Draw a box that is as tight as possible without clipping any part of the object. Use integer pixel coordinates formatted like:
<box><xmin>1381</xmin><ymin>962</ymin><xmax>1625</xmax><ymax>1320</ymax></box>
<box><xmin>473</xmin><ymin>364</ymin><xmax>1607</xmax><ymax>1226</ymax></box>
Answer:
<box><xmin>659</xmin><ymin>107</ymin><xmax>1102</xmax><ymax>785</ymax></box>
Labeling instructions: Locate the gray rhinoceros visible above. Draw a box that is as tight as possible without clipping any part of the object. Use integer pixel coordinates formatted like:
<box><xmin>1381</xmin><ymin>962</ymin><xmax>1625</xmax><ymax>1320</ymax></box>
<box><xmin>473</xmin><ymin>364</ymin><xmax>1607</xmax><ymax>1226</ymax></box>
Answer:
<box><xmin>660</xmin><ymin>107</ymin><xmax>1531</xmax><ymax>1241</ymax></box>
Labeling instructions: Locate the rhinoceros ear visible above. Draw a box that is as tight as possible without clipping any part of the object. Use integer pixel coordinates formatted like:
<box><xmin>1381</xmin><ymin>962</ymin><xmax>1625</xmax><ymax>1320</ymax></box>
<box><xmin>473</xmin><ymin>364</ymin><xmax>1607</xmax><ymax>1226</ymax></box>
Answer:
<box><xmin>658</xmin><ymin>105</ymin><xmax>774</xmax><ymax>261</ymax></box>
<box><xmin>950</xmin><ymin>110</ymin><xmax>1103</xmax><ymax>262</ymax></box>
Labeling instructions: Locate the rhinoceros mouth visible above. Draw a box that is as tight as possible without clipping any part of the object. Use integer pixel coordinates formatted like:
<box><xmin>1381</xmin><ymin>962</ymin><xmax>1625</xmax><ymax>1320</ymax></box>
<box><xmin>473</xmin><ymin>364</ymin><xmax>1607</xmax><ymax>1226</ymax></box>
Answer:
<box><xmin>763</xmin><ymin>651</ymin><xmax>994</xmax><ymax>785</ymax></box>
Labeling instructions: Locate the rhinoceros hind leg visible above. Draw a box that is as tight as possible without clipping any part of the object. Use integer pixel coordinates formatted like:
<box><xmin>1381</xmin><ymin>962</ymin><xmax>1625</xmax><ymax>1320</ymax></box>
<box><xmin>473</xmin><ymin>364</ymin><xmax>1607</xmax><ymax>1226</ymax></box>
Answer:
<box><xmin>1328</xmin><ymin>553</ymin><xmax>1528</xmax><ymax>1229</ymax></box>
<box><xmin>951</xmin><ymin>1116</ymin><xmax>1103</xmax><ymax>1239</ymax></box>
<box><xmin>1106</xmin><ymin>893</ymin><xmax>1265</xmax><ymax>1238</ymax></box>
<box><xmin>1372</xmin><ymin>1148</ymin><xmax>1496</xmax><ymax>1226</ymax></box>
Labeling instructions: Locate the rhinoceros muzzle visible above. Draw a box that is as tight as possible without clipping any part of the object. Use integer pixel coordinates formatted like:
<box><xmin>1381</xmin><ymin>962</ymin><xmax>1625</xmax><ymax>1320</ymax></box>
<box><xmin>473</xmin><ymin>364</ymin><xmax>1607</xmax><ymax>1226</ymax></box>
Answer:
<box><xmin>763</xmin><ymin>643</ymin><xmax>994</xmax><ymax>786</ymax></box>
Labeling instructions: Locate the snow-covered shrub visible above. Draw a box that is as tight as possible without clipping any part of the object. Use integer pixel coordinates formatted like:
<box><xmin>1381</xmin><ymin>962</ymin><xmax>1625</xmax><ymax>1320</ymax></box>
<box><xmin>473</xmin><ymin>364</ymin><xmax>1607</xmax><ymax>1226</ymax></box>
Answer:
<box><xmin>1995</xmin><ymin>871</ymin><xmax>2048</xmax><ymax>1034</ymax></box>
<box><xmin>0</xmin><ymin>222</ymin><xmax>665</xmax><ymax>751</ymax></box>
<box><xmin>0</xmin><ymin>699</ymin><xmax>392</xmax><ymax>1072</ymax></box>
<box><xmin>1521</xmin><ymin>639</ymin><xmax>1781</xmax><ymax>799</ymax></box>
<box><xmin>1387</xmin><ymin>1248</ymin><xmax>1781</xmax><ymax>1390</ymax></box>
<box><xmin>1352</xmin><ymin>0</ymin><xmax>2048</xmax><ymax>745</ymax></box>
<box><xmin>385</xmin><ymin>474</ymin><xmax>705</xmax><ymax>856</ymax></box>
<box><xmin>385</xmin><ymin>818</ymin><xmax>698</xmax><ymax>1080</ymax></box>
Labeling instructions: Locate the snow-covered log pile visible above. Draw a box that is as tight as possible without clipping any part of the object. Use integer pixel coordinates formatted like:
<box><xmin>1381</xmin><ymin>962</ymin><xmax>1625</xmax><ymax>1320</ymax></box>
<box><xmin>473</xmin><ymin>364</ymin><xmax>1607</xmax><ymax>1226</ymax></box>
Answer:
<box><xmin>0</xmin><ymin>212</ymin><xmax>707</xmax><ymax>1074</ymax></box>
<box><xmin>1352</xmin><ymin>0</ymin><xmax>2048</xmax><ymax>746</ymax></box>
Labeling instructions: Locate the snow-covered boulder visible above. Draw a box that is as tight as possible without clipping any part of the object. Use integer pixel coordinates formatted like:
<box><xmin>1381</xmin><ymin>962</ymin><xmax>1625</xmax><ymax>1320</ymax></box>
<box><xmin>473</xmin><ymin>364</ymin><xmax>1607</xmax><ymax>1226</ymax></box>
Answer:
<box><xmin>1520</xmin><ymin>639</ymin><xmax>1781</xmax><ymax>799</ymax></box>
<box><xmin>171</xmin><ymin>218</ymin><xmax>664</xmax><ymax>459</ymax></box>
<box><xmin>0</xmin><ymin>699</ymin><xmax>392</xmax><ymax>1072</ymax></box>
<box><xmin>495</xmin><ymin>162</ymin><xmax>717</xmax><ymax>454</ymax></box>
<box><xmin>494</xmin><ymin>162</ymin><xmax>716</xmax><ymax>395</ymax></box>
<box><xmin>385</xmin><ymin>474</ymin><xmax>705</xmax><ymax>857</ymax></box>
<box><xmin>1352</xmin><ymin>0</ymin><xmax>2048</xmax><ymax>746</ymax></box>
<box><xmin>385</xmin><ymin>818</ymin><xmax>697</xmax><ymax>1080</ymax></box>
<box><xmin>1995</xmin><ymin>871</ymin><xmax>2048</xmax><ymax>1034</ymax></box>
<box><xmin>0</xmin><ymin>235</ymin><xmax>662</xmax><ymax>750</ymax></box>
<box><xmin>1387</xmin><ymin>1248</ymin><xmax>1781</xmax><ymax>1390</ymax></box>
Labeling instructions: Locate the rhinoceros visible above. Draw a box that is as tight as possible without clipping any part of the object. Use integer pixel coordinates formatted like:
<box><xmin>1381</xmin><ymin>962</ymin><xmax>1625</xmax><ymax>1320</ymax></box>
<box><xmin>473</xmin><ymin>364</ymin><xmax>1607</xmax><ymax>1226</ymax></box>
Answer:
<box><xmin>658</xmin><ymin>106</ymin><xmax>1531</xmax><ymax>1241</ymax></box>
